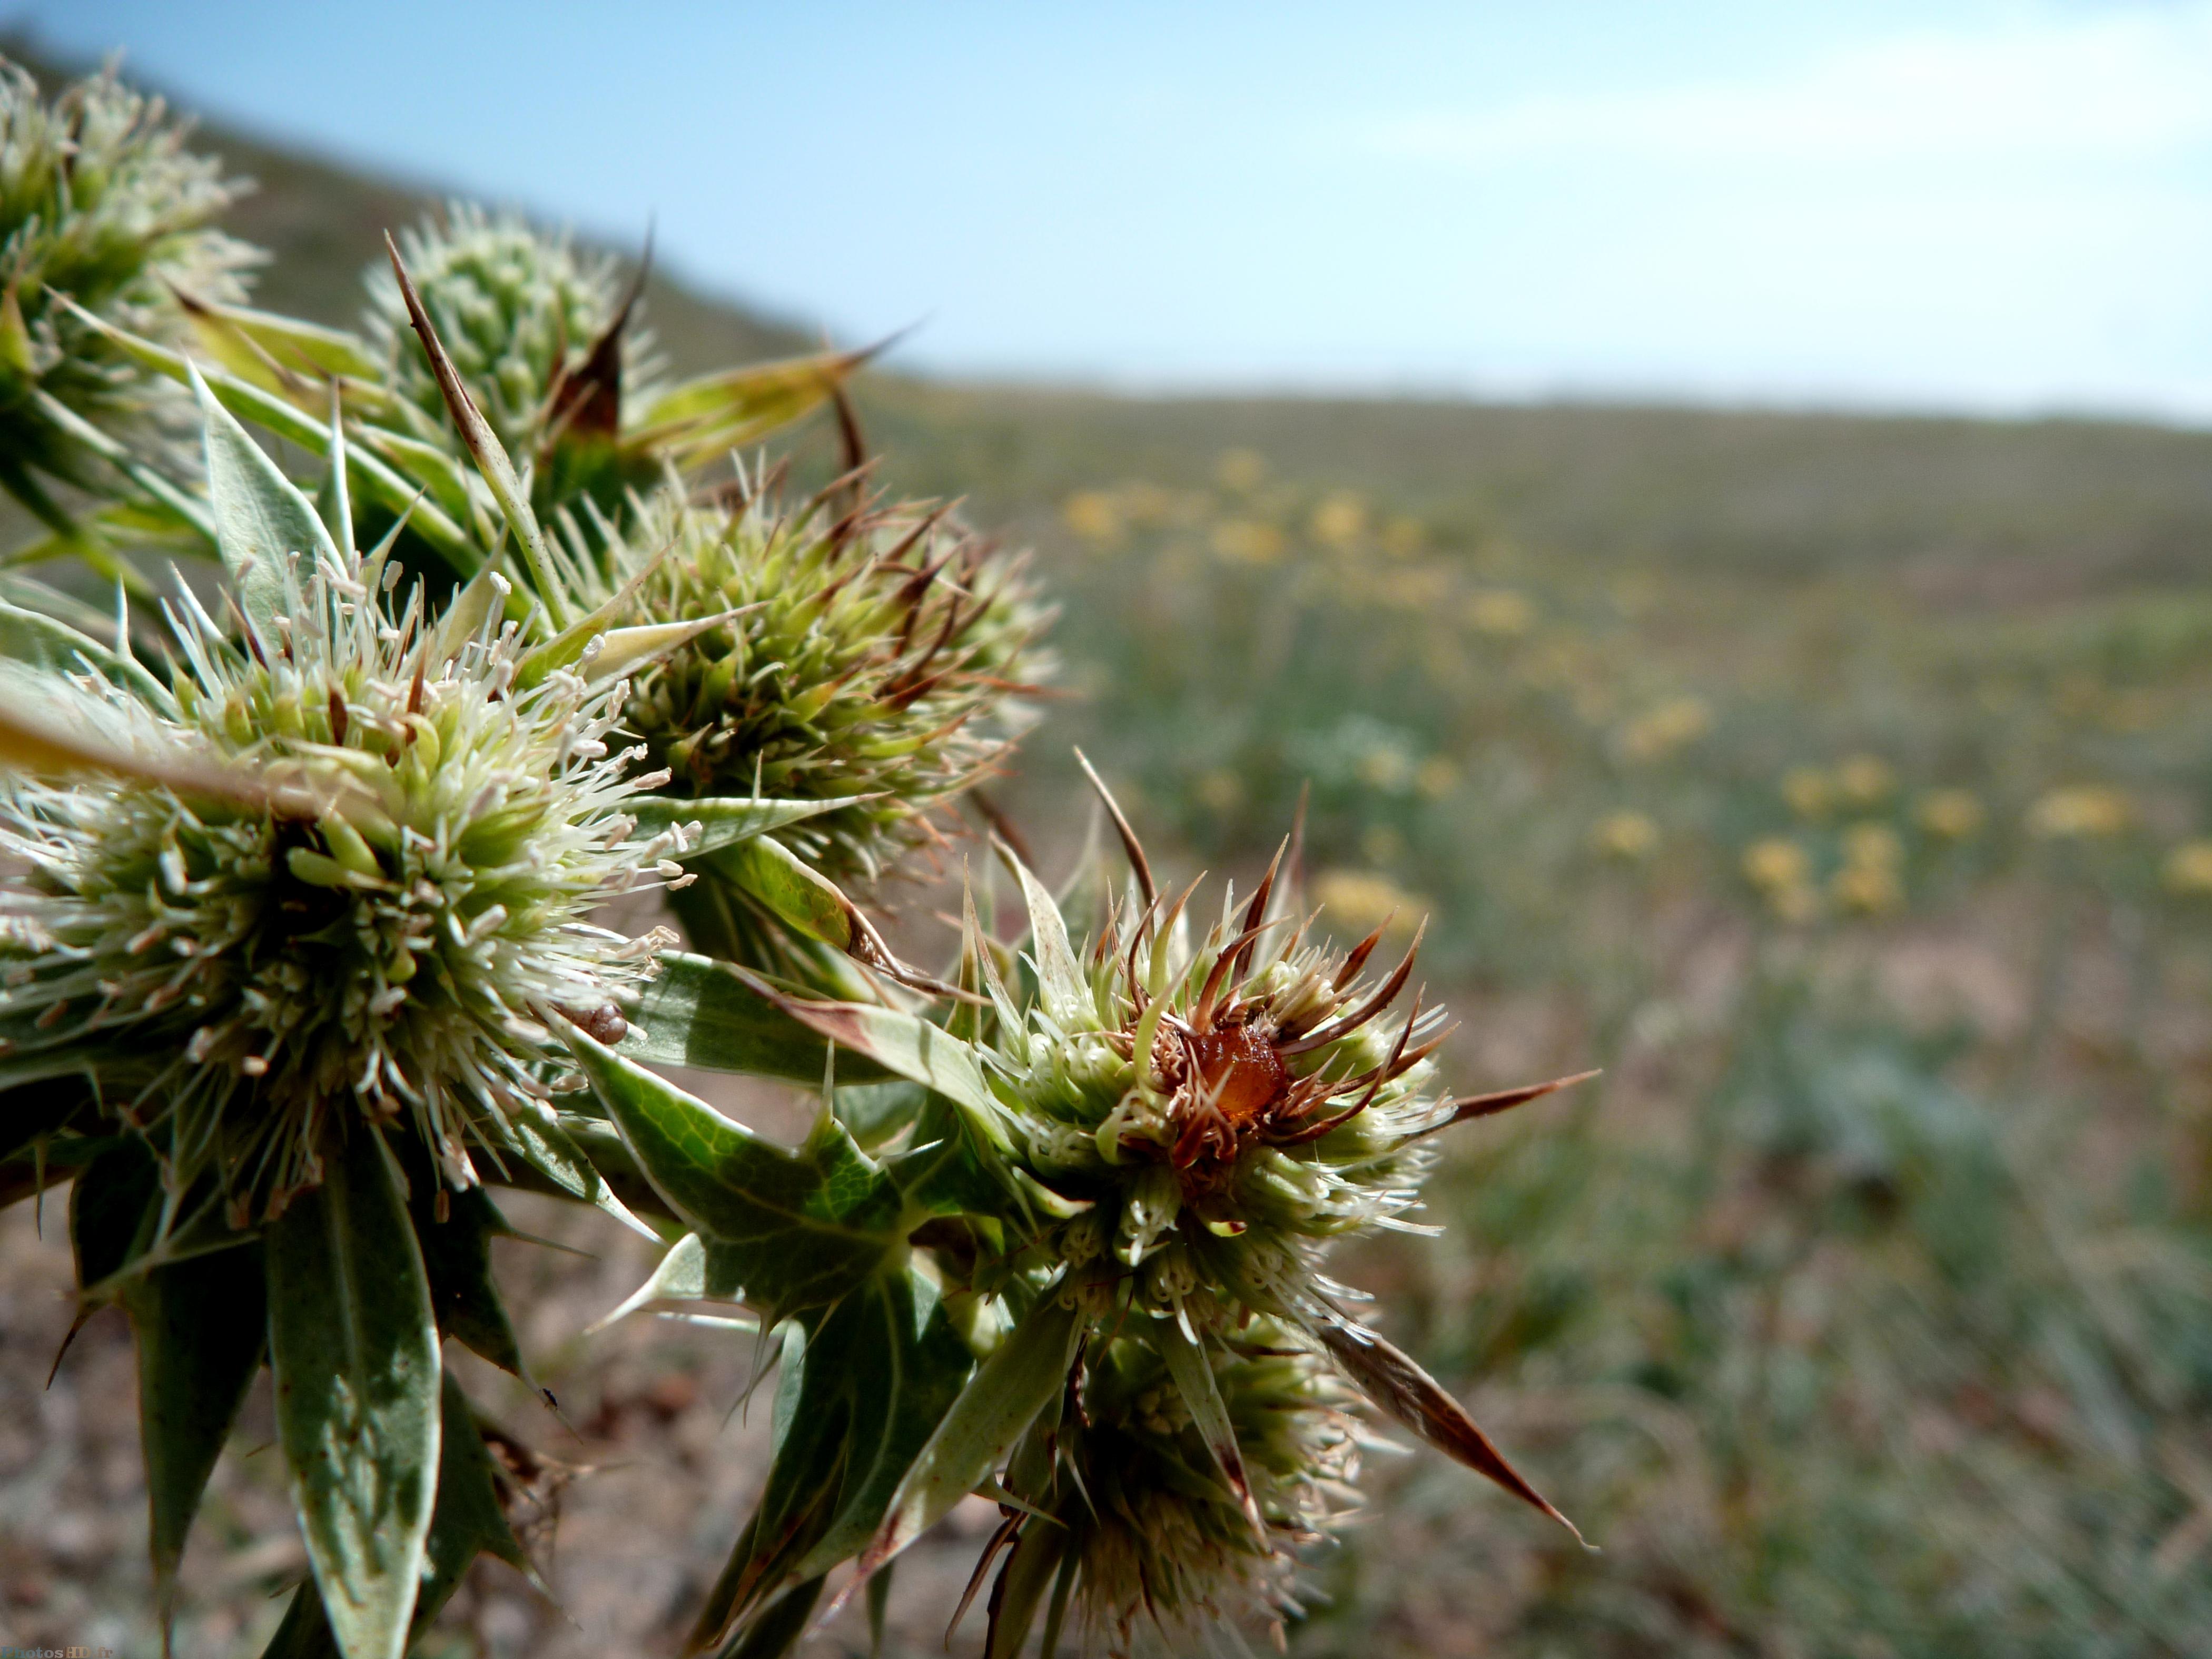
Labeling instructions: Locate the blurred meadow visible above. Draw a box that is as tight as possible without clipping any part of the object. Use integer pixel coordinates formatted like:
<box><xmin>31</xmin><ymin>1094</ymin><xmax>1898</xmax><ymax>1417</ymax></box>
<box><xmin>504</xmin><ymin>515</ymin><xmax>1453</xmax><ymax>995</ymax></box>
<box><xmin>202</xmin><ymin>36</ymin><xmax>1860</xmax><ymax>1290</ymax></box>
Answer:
<box><xmin>7</xmin><ymin>27</ymin><xmax>2212</xmax><ymax>1659</ymax></box>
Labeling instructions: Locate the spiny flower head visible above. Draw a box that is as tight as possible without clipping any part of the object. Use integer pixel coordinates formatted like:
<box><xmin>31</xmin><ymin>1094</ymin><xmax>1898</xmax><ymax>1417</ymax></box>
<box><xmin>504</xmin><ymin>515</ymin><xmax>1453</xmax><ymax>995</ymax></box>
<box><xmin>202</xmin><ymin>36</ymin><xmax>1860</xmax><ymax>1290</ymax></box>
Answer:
<box><xmin>362</xmin><ymin>201</ymin><xmax>653</xmax><ymax>465</ymax></box>
<box><xmin>0</xmin><ymin>57</ymin><xmax>255</xmax><ymax>519</ymax></box>
<box><xmin>555</xmin><ymin>475</ymin><xmax>1047</xmax><ymax>883</ymax></box>
<box><xmin>1045</xmin><ymin>1320</ymin><xmax>1361</xmax><ymax>1653</ymax></box>
<box><xmin>978</xmin><ymin>822</ymin><xmax>1467</xmax><ymax>1332</ymax></box>
<box><xmin>0</xmin><ymin>532</ymin><xmax>683</xmax><ymax>1219</ymax></box>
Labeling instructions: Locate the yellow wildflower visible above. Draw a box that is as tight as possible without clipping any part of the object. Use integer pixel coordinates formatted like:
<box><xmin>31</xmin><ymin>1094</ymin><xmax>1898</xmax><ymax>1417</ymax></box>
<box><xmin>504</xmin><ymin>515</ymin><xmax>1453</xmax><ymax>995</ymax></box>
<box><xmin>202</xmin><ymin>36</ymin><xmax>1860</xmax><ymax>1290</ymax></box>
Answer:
<box><xmin>1215</xmin><ymin>447</ymin><xmax>1267</xmax><ymax>492</ymax></box>
<box><xmin>1842</xmin><ymin>822</ymin><xmax>1903</xmax><ymax>870</ymax></box>
<box><xmin>1194</xmin><ymin>769</ymin><xmax>1244</xmax><ymax>814</ymax></box>
<box><xmin>1590</xmin><ymin>811</ymin><xmax>1660</xmax><ymax>862</ymax></box>
<box><xmin>1309</xmin><ymin>490</ymin><xmax>1367</xmax><ymax>549</ymax></box>
<box><xmin>1414</xmin><ymin>756</ymin><xmax>1459</xmax><ymax>799</ymax></box>
<box><xmin>1620</xmin><ymin>696</ymin><xmax>1712</xmax><ymax>763</ymax></box>
<box><xmin>2027</xmin><ymin>786</ymin><xmax>2130</xmax><ymax>840</ymax></box>
<box><xmin>1915</xmin><ymin>788</ymin><xmax>1984</xmax><ymax>840</ymax></box>
<box><xmin>1312</xmin><ymin>868</ymin><xmax>1425</xmax><ymax>937</ymax></box>
<box><xmin>1835</xmin><ymin>754</ymin><xmax>1895</xmax><ymax>807</ymax></box>
<box><xmin>1211</xmin><ymin>518</ymin><xmax>1286</xmax><ymax>565</ymax></box>
<box><xmin>1466</xmin><ymin>588</ymin><xmax>1535</xmax><ymax>638</ymax></box>
<box><xmin>1381</xmin><ymin>516</ymin><xmax>1426</xmax><ymax>557</ymax></box>
<box><xmin>2163</xmin><ymin>841</ymin><xmax>2212</xmax><ymax>896</ymax></box>
<box><xmin>1743</xmin><ymin>837</ymin><xmax>1810</xmax><ymax>891</ymax></box>
<box><xmin>1781</xmin><ymin>766</ymin><xmax>1832</xmax><ymax>818</ymax></box>
<box><xmin>1061</xmin><ymin>490</ymin><xmax>1123</xmax><ymax>546</ymax></box>
<box><xmin>1831</xmin><ymin>862</ymin><xmax>1904</xmax><ymax>916</ymax></box>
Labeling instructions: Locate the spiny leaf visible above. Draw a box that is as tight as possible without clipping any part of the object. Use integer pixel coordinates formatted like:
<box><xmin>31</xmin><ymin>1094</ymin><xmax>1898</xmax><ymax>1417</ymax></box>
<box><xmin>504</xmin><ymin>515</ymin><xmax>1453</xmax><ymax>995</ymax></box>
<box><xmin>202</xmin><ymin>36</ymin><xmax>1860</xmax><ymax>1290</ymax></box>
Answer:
<box><xmin>412</xmin><ymin>1183</ymin><xmax>528</xmax><ymax>1380</ymax></box>
<box><xmin>125</xmin><ymin>1240</ymin><xmax>267</xmax><ymax>1621</ymax></box>
<box><xmin>565</xmin><ymin>1022</ymin><xmax>902</xmax><ymax>1314</ymax></box>
<box><xmin>189</xmin><ymin>360</ymin><xmax>338</xmax><ymax>641</ymax></box>
<box><xmin>266</xmin><ymin>1124</ymin><xmax>442</xmax><ymax>1659</ymax></box>
<box><xmin>1153</xmin><ymin>1312</ymin><xmax>1264</xmax><ymax>1538</ymax></box>
<box><xmin>1315</xmin><ymin>1317</ymin><xmax>1588</xmax><ymax>1548</ymax></box>
<box><xmin>626</xmin><ymin>794</ymin><xmax>883</xmax><ymax>864</ymax></box>
<box><xmin>1009</xmin><ymin>854</ymin><xmax>1088</xmax><ymax>1030</ymax></box>
<box><xmin>710</xmin><ymin>834</ymin><xmax>857</xmax><ymax>952</ymax></box>
<box><xmin>618</xmin><ymin>950</ymin><xmax>896</xmax><ymax>1086</ymax></box>
<box><xmin>843</xmin><ymin>1292</ymin><xmax>1083</xmax><ymax>1603</ymax></box>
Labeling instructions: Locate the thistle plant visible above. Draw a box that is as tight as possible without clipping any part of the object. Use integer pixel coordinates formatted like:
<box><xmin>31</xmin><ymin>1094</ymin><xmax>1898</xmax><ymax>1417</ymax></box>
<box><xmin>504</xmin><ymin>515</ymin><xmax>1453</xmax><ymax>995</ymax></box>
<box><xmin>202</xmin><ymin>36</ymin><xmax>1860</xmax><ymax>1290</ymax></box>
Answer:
<box><xmin>0</xmin><ymin>59</ymin><xmax>1591</xmax><ymax>1659</ymax></box>
<box><xmin>0</xmin><ymin>56</ymin><xmax>254</xmax><ymax>534</ymax></box>
<box><xmin>569</xmin><ymin>775</ymin><xmax>1593</xmax><ymax>1657</ymax></box>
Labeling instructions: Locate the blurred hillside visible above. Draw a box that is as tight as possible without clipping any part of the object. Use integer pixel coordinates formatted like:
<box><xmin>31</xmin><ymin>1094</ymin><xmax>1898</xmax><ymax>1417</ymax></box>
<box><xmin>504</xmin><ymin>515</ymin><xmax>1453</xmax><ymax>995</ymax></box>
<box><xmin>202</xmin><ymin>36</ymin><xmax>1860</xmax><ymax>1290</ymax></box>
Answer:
<box><xmin>8</xmin><ymin>43</ymin><xmax>2212</xmax><ymax>1659</ymax></box>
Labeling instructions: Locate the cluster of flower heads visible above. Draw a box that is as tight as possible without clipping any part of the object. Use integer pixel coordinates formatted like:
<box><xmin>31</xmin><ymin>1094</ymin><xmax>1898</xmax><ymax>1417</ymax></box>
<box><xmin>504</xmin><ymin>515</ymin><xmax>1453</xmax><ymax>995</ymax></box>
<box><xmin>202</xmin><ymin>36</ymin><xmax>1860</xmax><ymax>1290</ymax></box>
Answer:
<box><xmin>0</xmin><ymin>57</ymin><xmax>256</xmax><ymax>520</ymax></box>
<box><xmin>939</xmin><ymin>786</ymin><xmax>1588</xmax><ymax>1647</ymax></box>
<box><xmin>0</xmin><ymin>517</ymin><xmax>686</xmax><ymax>1220</ymax></box>
<box><xmin>550</xmin><ymin>474</ymin><xmax>1048</xmax><ymax>883</ymax></box>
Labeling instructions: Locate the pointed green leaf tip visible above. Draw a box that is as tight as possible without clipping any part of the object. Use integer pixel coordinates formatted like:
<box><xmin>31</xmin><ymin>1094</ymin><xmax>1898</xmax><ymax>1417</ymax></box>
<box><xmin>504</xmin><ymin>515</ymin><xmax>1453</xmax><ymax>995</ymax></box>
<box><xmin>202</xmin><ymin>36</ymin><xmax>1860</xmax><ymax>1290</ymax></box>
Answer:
<box><xmin>266</xmin><ymin>1126</ymin><xmax>441</xmax><ymax>1659</ymax></box>
<box><xmin>189</xmin><ymin>360</ymin><xmax>339</xmax><ymax>643</ymax></box>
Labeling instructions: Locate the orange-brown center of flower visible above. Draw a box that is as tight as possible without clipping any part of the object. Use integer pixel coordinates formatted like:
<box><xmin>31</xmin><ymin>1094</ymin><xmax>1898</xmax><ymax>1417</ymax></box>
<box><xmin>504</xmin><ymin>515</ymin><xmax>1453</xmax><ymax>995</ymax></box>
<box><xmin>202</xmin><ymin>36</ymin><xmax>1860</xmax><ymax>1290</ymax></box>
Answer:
<box><xmin>1186</xmin><ymin>1023</ymin><xmax>1289</xmax><ymax>1128</ymax></box>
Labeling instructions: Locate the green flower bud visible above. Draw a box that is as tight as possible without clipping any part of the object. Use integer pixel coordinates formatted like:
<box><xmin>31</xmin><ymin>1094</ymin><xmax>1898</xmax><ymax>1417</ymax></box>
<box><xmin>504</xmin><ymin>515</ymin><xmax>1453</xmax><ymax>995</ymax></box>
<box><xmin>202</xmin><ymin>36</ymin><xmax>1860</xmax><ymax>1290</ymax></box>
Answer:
<box><xmin>0</xmin><ymin>58</ymin><xmax>255</xmax><ymax>525</ymax></box>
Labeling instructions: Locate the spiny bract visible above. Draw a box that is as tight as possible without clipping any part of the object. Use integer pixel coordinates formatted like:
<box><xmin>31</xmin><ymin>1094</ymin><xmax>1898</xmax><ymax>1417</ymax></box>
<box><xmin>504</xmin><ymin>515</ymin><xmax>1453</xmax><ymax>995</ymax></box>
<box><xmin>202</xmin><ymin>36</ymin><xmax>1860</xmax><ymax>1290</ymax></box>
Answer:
<box><xmin>0</xmin><ymin>526</ymin><xmax>683</xmax><ymax>1219</ymax></box>
<box><xmin>554</xmin><ymin>476</ymin><xmax>1048</xmax><ymax>886</ymax></box>
<box><xmin>0</xmin><ymin>56</ymin><xmax>255</xmax><ymax>522</ymax></box>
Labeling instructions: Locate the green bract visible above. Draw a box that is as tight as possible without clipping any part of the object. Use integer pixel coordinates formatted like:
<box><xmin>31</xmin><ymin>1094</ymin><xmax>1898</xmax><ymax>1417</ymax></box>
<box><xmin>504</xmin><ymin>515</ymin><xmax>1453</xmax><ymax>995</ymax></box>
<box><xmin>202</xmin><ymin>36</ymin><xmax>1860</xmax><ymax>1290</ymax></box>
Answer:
<box><xmin>0</xmin><ymin>56</ymin><xmax>254</xmax><ymax>528</ymax></box>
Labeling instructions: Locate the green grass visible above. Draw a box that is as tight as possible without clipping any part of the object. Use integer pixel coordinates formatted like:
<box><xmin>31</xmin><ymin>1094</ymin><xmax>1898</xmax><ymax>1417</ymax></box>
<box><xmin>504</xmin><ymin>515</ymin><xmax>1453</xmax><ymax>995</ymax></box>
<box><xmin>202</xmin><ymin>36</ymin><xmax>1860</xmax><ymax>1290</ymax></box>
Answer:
<box><xmin>17</xmin><ymin>38</ymin><xmax>2212</xmax><ymax>1654</ymax></box>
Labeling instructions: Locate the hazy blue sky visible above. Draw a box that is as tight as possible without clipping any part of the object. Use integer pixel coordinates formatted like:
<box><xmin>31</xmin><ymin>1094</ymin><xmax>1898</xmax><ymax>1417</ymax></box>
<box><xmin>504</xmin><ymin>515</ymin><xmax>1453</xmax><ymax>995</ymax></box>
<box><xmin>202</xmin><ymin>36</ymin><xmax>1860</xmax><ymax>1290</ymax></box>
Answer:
<box><xmin>24</xmin><ymin>2</ymin><xmax>2212</xmax><ymax>419</ymax></box>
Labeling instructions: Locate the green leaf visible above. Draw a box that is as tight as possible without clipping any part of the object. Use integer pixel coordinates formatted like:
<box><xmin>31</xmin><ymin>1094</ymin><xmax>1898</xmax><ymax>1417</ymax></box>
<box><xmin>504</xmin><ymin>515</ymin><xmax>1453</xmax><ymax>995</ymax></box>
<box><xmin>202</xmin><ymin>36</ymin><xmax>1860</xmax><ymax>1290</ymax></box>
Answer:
<box><xmin>618</xmin><ymin>952</ymin><xmax>894</xmax><ymax>1087</ymax></box>
<box><xmin>183</xmin><ymin>299</ymin><xmax>384</xmax><ymax>388</ymax></box>
<box><xmin>853</xmin><ymin>1291</ymin><xmax>1083</xmax><ymax>1584</ymax></box>
<box><xmin>190</xmin><ymin>361</ymin><xmax>339</xmax><ymax>643</ymax></box>
<box><xmin>566</xmin><ymin>1025</ymin><xmax>902</xmax><ymax>1314</ymax></box>
<box><xmin>791</xmin><ymin>1267</ymin><xmax>976</xmax><ymax>1579</ymax></box>
<box><xmin>411</xmin><ymin>1183</ymin><xmax>527</xmax><ymax>1380</ymax></box>
<box><xmin>0</xmin><ymin>1072</ymin><xmax>98</xmax><ymax>1164</ymax></box>
<box><xmin>589</xmin><ymin>1230</ymin><xmax>751</xmax><ymax>1331</ymax></box>
<box><xmin>382</xmin><ymin>236</ymin><xmax>569</xmax><ymax>624</ymax></box>
<box><xmin>707</xmin><ymin>964</ymin><xmax>1006</xmax><ymax>1135</ymax></box>
<box><xmin>70</xmin><ymin>1139</ymin><xmax>162</xmax><ymax>1290</ymax></box>
<box><xmin>416</xmin><ymin>1371</ymin><xmax>530</xmax><ymax>1618</ymax></box>
<box><xmin>1152</xmin><ymin>1314</ymin><xmax>1262</xmax><ymax>1536</ymax></box>
<box><xmin>698</xmin><ymin>1269</ymin><xmax>972</xmax><ymax>1650</ymax></box>
<box><xmin>625</xmin><ymin>348</ymin><xmax>862</xmax><ymax>469</ymax></box>
<box><xmin>256</xmin><ymin>1374</ymin><xmax>529</xmax><ymax>1659</ymax></box>
<box><xmin>478</xmin><ymin>1100</ymin><xmax>657</xmax><ymax>1241</ymax></box>
<box><xmin>985</xmin><ymin>1517</ymin><xmax>1069</xmax><ymax>1659</ymax></box>
<box><xmin>627</xmin><ymin>794</ymin><xmax>880</xmax><ymax>863</ymax></box>
<box><xmin>124</xmin><ymin>1240</ymin><xmax>267</xmax><ymax>1614</ymax></box>
<box><xmin>51</xmin><ymin>298</ymin><xmax>479</xmax><ymax>570</ymax></box>
<box><xmin>0</xmin><ymin>598</ymin><xmax>173</xmax><ymax>711</ymax></box>
<box><xmin>266</xmin><ymin>1124</ymin><xmax>441</xmax><ymax>1659</ymax></box>
<box><xmin>719</xmin><ymin>1575</ymin><xmax>826</xmax><ymax>1659</ymax></box>
<box><xmin>709</xmin><ymin>834</ymin><xmax>856</xmax><ymax>951</ymax></box>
